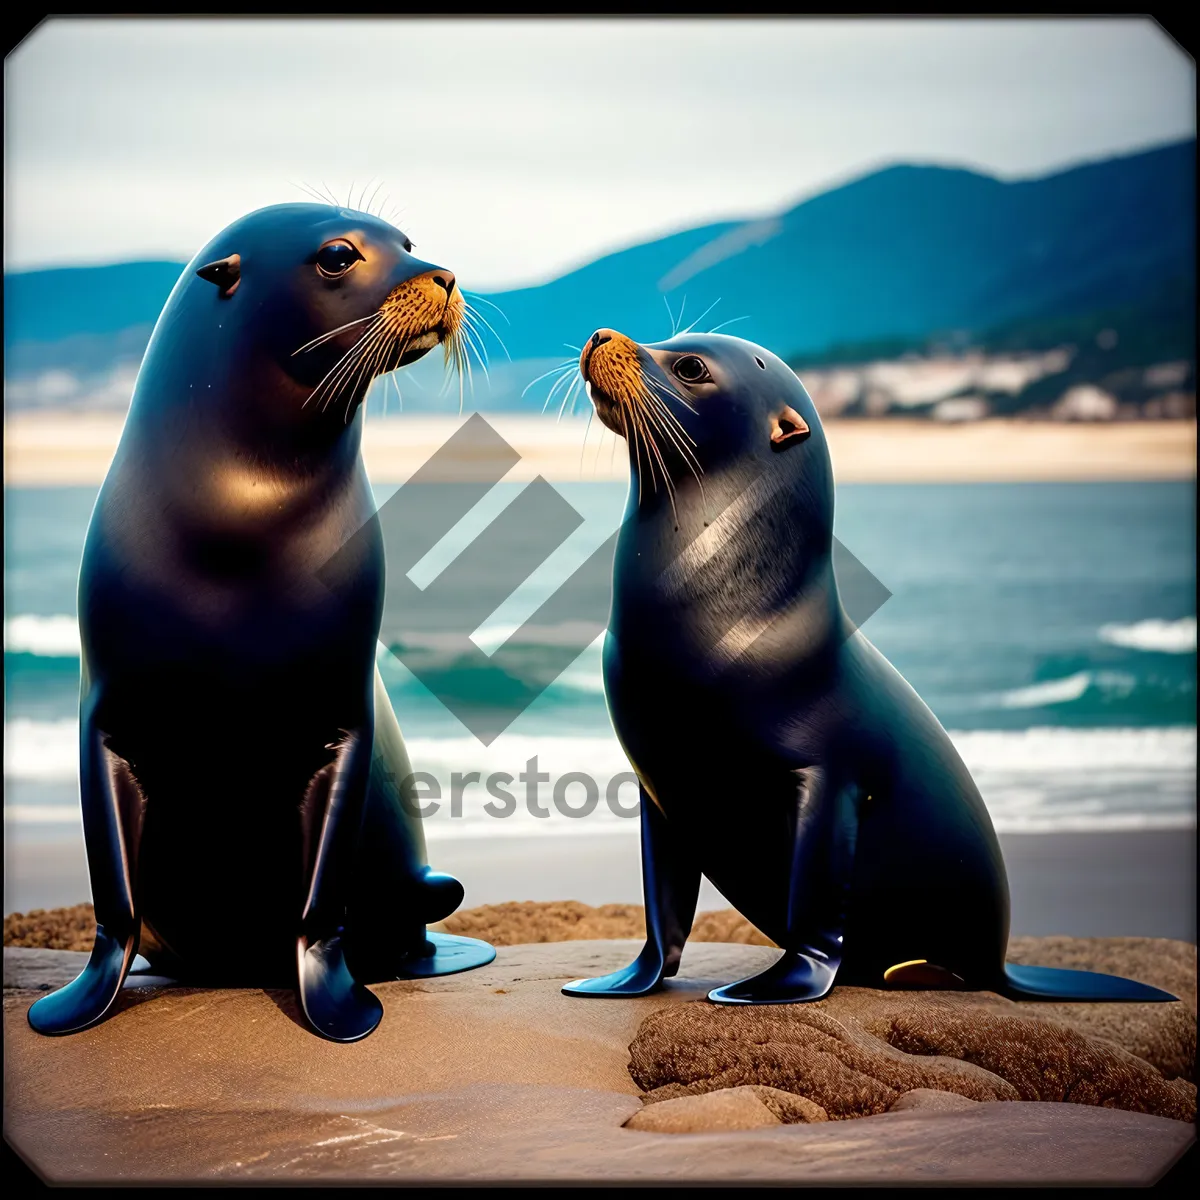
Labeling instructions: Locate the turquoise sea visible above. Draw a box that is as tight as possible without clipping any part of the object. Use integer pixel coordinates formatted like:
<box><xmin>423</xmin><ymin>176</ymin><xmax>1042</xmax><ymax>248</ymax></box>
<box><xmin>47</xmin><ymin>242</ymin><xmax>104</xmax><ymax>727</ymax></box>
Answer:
<box><xmin>4</xmin><ymin>480</ymin><xmax>1196</xmax><ymax>841</ymax></box>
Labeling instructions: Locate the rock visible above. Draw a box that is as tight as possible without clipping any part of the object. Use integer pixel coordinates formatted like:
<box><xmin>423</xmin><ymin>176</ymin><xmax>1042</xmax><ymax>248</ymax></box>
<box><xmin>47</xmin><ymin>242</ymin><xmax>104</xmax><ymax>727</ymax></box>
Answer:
<box><xmin>747</xmin><ymin>1086</ymin><xmax>829</xmax><ymax>1123</ymax></box>
<box><xmin>1005</xmin><ymin>936</ymin><xmax>1197</xmax><ymax>1081</ymax></box>
<box><xmin>629</xmin><ymin>993</ymin><xmax>1196</xmax><ymax>1124</ymax></box>
<box><xmin>889</xmin><ymin>1089</ymin><xmax>984</xmax><ymax>1113</ymax></box>
<box><xmin>625</xmin><ymin>1087</ymin><xmax>782</xmax><ymax>1133</ymax></box>
<box><xmin>639</xmin><ymin>1082</ymin><xmax>829</xmax><ymax>1124</ymax></box>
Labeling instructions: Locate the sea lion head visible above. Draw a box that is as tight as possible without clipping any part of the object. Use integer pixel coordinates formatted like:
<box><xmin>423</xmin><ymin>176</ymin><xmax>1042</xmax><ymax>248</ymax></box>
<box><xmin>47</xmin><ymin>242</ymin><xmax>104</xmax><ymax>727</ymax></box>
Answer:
<box><xmin>580</xmin><ymin>328</ymin><xmax>844</xmax><ymax>672</ymax></box>
<box><xmin>580</xmin><ymin>328</ymin><xmax>834</xmax><ymax>534</ymax></box>
<box><xmin>139</xmin><ymin>203</ymin><xmax>467</xmax><ymax>433</ymax></box>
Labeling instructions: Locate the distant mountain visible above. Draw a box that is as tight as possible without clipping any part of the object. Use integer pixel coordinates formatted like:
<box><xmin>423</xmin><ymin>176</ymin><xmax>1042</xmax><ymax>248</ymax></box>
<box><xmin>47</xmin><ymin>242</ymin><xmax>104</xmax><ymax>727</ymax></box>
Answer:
<box><xmin>485</xmin><ymin>138</ymin><xmax>1194</xmax><ymax>362</ymax></box>
<box><xmin>4</xmin><ymin>139</ymin><xmax>1193</xmax><ymax>411</ymax></box>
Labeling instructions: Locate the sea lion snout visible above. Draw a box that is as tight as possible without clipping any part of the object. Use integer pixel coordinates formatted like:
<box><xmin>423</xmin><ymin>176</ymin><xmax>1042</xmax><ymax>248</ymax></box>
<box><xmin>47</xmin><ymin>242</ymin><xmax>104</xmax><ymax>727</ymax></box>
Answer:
<box><xmin>580</xmin><ymin>328</ymin><xmax>645</xmax><ymax>436</ymax></box>
<box><xmin>379</xmin><ymin>268</ymin><xmax>464</xmax><ymax>352</ymax></box>
<box><xmin>579</xmin><ymin>327</ymin><xmax>620</xmax><ymax>377</ymax></box>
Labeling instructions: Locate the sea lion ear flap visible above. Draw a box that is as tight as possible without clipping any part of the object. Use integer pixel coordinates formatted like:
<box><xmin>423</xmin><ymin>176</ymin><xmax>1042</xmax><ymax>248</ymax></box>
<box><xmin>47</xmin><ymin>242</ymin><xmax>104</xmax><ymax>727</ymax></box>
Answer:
<box><xmin>769</xmin><ymin>404</ymin><xmax>810</xmax><ymax>451</ymax></box>
<box><xmin>196</xmin><ymin>253</ymin><xmax>241</xmax><ymax>297</ymax></box>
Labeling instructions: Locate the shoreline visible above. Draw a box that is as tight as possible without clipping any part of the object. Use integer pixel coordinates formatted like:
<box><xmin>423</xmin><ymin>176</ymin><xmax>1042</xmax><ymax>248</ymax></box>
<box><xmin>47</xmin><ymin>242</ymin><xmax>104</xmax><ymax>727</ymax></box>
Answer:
<box><xmin>6</xmin><ymin>827</ymin><xmax>1194</xmax><ymax>942</ymax></box>
<box><xmin>4</xmin><ymin>411</ymin><xmax>1196</xmax><ymax>485</ymax></box>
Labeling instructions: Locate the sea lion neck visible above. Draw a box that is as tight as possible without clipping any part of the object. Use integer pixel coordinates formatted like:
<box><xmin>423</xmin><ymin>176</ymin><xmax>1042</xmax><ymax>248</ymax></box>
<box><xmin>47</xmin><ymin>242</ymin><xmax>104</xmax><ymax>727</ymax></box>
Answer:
<box><xmin>610</xmin><ymin>463</ymin><xmax>846</xmax><ymax>684</ymax></box>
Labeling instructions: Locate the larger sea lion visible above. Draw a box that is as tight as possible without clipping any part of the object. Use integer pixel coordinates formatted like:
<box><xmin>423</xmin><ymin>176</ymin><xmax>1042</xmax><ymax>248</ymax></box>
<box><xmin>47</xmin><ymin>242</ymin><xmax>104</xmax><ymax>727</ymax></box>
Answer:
<box><xmin>563</xmin><ymin>327</ymin><xmax>1174</xmax><ymax>1005</ymax></box>
<box><xmin>28</xmin><ymin>203</ymin><xmax>495</xmax><ymax>1043</ymax></box>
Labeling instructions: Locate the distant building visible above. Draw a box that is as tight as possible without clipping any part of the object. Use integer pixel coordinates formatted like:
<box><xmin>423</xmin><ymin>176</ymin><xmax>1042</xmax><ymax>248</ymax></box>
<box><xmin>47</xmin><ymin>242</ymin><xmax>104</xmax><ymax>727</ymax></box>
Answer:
<box><xmin>1051</xmin><ymin>385</ymin><xmax>1119</xmax><ymax>421</ymax></box>
<box><xmin>932</xmin><ymin>396</ymin><xmax>990</xmax><ymax>422</ymax></box>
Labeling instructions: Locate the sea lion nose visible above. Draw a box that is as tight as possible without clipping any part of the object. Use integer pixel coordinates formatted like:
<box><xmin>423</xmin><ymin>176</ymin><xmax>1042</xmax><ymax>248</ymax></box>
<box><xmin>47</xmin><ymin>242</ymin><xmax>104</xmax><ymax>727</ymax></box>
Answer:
<box><xmin>429</xmin><ymin>270</ymin><xmax>456</xmax><ymax>298</ymax></box>
<box><xmin>581</xmin><ymin>329</ymin><xmax>616</xmax><ymax>376</ymax></box>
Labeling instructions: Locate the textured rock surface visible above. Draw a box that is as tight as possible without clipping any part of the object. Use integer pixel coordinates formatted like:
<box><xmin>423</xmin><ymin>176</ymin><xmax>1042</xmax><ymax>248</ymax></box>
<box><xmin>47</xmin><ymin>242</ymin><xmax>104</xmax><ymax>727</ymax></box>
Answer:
<box><xmin>625</xmin><ymin>1087</ymin><xmax>782</xmax><ymax>1133</ymax></box>
<box><xmin>629</xmin><ymin>995</ymin><xmax>1196</xmax><ymax>1123</ymax></box>
<box><xmin>889</xmin><ymin>1088</ymin><xmax>983</xmax><ymax>1113</ymax></box>
<box><xmin>4</xmin><ymin>904</ymin><xmax>95</xmax><ymax>951</ymax></box>
<box><xmin>4</xmin><ymin>940</ymin><xmax>1193</xmax><ymax>1184</ymax></box>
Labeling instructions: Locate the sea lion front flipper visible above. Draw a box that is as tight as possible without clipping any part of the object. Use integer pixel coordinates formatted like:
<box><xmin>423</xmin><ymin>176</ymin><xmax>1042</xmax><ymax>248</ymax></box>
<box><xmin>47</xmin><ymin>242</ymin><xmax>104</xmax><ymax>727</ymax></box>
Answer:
<box><xmin>297</xmin><ymin>726</ymin><xmax>384</xmax><ymax>1042</ymax></box>
<box><xmin>709</xmin><ymin>768</ymin><xmax>859</xmax><ymax>1005</ymax></box>
<box><xmin>563</xmin><ymin>787</ymin><xmax>700</xmax><ymax>997</ymax></box>
<box><xmin>29</xmin><ymin>695</ymin><xmax>144</xmax><ymax>1035</ymax></box>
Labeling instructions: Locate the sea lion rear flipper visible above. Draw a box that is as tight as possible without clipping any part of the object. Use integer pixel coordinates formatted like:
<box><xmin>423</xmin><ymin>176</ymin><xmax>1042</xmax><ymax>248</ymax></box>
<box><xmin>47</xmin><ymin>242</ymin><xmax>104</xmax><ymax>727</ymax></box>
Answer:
<box><xmin>563</xmin><ymin>787</ymin><xmax>701</xmax><ymax>997</ymax></box>
<box><xmin>341</xmin><ymin>671</ymin><xmax>496</xmax><ymax>981</ymax></box>
<box><xmin>296</xmin><ymin>725</ymin><xmax>384</xmax><ymax>1042</ymax></box>
<box><xmin>29</xmin><ymin>698</ymin><xmax>144</xmax><ymax>1035</ymax></box>
<box><xmin>1002</xmin><ymin>963</ymin><xmax>1177</xmax><ymax>1003</ymax></box>
<box><xmin>709</xmin><ymin>769</ymin><xmax>859</xmax><ymax>1005</ymax></box>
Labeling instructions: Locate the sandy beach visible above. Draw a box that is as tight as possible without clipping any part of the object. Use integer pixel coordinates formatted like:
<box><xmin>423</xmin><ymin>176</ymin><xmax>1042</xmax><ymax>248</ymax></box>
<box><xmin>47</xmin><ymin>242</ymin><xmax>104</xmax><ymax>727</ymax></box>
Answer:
<box><xmin>4</xmin><ymin>931</ymin><xmax>1195</xmax><ymax>1184</ymax></box>
<box><xmin>4</xmin><ymin>410</ymin><xmax>1196</xmax><ymax>485</ymax></box>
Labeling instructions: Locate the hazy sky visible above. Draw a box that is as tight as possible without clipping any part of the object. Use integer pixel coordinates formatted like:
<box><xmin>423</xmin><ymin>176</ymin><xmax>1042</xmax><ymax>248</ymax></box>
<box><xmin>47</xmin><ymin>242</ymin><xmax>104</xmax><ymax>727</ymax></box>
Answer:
<box><xmin>4</xmin><ymin>17</ymin><xmax>1194</xmax><ymax>288</ymax></box>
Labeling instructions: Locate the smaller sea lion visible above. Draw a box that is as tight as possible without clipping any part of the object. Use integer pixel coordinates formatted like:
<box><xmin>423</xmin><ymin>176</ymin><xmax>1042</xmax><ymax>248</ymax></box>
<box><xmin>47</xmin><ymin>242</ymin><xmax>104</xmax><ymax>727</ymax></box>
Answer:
<box><xmin>562</xmin><ymin>327</ymin><xmax>1175</xmax><ymax>1006</ymax></box>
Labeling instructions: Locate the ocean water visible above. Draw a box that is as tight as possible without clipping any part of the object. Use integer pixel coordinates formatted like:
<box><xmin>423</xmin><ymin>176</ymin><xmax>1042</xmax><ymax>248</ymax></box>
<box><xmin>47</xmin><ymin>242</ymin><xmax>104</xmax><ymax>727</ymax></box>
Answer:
<box><xmin>4</xmin><ymin>481</ymin><xmax>1196</xmax><ymax>841</ymax></box>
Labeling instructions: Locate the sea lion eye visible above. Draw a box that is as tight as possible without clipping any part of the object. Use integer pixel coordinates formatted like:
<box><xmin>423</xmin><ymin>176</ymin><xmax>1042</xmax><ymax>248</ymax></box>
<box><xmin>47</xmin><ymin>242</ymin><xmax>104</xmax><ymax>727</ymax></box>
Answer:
<box><xmin>315</xmin><ymin>240</ymin><xmax>364</xmax><ymax>279</ymax></box>
<box><xmin>672</xmin><ymin>355</ymin><xmax>710</xmax><ymax>384</ymax></box>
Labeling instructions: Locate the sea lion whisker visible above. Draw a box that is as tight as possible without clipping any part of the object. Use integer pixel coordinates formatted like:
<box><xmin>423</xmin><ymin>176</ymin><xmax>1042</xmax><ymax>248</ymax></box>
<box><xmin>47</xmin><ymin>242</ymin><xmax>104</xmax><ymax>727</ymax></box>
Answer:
<box><xmin>641</xmin><ymin>384</ymin><xmax>699</xmax><ymax>449</ymax></box>
<box><xmin>343</xmin><ymin>330</ymin><xmax>392</xmax><ymax>424</ymax></box>
<box><xmin>521</xmin><ymin>359</ymin><xmax>576</xmax><ymax>401</ymax></box>
<box><xmin>706</xmin><ymin>315</ymin><xmax>751</xmax><ymax>335</ymax></box>
<box><xmin>302</xmin><ymin>331</ymin><xmax>372</xmax><ymax>410</ymax></box>
<box><xmin>630</xmin><ymin>396</ymin><xmax>671</xmax><ymax>509</ymax></box>
<box><xmin>314</xmin><ymin>324</ymin><xmax>378</xmax><ymax>415</ymax></box>
<box><xmin>293</xmin><ymin>313</ymin><xmax>382</xmax><ymax>357</ymax></box>
<box><xmin>578</xmin><ymin>405</ymin><xmax>595</xmax><ymax>478</ymax></box>
<box><xmin>625</xmin><ymin>398</ymin><xmax>648</xmax><ymax>506</ymax></box>
<box><xmin>311</xmin><ymin>322</ymin><xmax>391</xmax><ymax>413</ymax></box>
<box><xmin>562</xmin><ymin>343</ymin><xmax>584</xmax><ymax>354</ymax></box>
<box><xmin>635</xmin><ymin>401</ymin><xmax>670</xmax><ymax>497</ymax></box>
<box><xmin>453</xmin><ymin>331</ymin><xmax>475</xmax><ymax>415</ymax></box>
<box><xmin>663</xmin><ymin>294</ymin><xmax>679</xmax><ymax>336</ymax></box>
<box><xmin>292</xmin><ymin>180</ymin><xmax>332</xmax><ymax>207</ymax></box>
<box><xmin>462</xmin><ymin>293</ymin><xmax>512</xmax><ymax>326</ymax></box>
<box><xmin>634</xmin><ymin>391</ymin><xmax>682</xmax><ymax>500</ymax></box>
<box><xmin>642</xmin><ymin>388</ymin><xmax>703</xmax><ymax>468</ymax></box>
<box><xmin>555</xmin><ymin>371</ymin><xmax>581</xmax><ymax>421</ymax></box>
<box><xmin>458</xmin><ymin>310</ymin><xmax>493</xmax><ymax>372</ymax></box>
<box><xmin>463</xmin><ymin>303</ymin><xmax>512</xmax><ymax>362</ymax></box>
<box><xmin>643</xmin><ymin>413</ymin><xmax>680</xmax><ymax>523</ymax></box>
<box><xmin>679</xmin><ymin>297</ymin><xmax>722</xmax><ymax>337</ymax></box>
<box><xmin>356</xmin><ymin>328</ymin><xmax>403</xmax><ymax>421</ymax></box>
<box><xmin>458</xmin><ymin>320</ymin><xmax>493</xmax><ymax>388</ymax></box>
<box><xmin>542</xmin><ymin>365</ymin><xmax>579</xmax><ymax>414</ymax></box>
<box><xmin>557</xmin><ymin>373</ymin><xmax>587</xmax><ymax>422</ymax></box>
<box><xmin>364</xmin><ymin>180</ymin><xmax>385</xmax><ymax>216</ymax></box>
<box><xmin>641</xmin><ymin>392</ymin><xmax>707</xmax><ymax>501</ymax></box>
<box><xmin>643</xmin><ymin>372</ymin><xmax>699</xmax><ymax>417</ymax></box>
<box><xmin>664</xmin><ymin>293</ymin><xmax>688</xmax><ymax>338</ymax></box>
